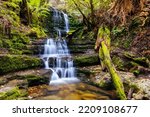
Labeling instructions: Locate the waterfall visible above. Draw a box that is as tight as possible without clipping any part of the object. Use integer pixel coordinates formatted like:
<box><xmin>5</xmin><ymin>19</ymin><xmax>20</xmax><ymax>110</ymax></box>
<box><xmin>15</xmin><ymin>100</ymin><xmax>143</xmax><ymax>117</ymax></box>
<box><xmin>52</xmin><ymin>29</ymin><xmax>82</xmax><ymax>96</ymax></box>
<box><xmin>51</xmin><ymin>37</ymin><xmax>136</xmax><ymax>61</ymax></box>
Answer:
<box><xmin>41</xmin><ymin>8</ymin><xmax>79</xmax><ymax>85</ymax></box>
<box><xmin>62</xmin><ymin>11</ymin><xmax>69</xmax><ymax>33</ymax></box>
<box><xmin>52</xmin><ymin>8</ymin><xmax>70</xmax><ymax>36</ymax></box>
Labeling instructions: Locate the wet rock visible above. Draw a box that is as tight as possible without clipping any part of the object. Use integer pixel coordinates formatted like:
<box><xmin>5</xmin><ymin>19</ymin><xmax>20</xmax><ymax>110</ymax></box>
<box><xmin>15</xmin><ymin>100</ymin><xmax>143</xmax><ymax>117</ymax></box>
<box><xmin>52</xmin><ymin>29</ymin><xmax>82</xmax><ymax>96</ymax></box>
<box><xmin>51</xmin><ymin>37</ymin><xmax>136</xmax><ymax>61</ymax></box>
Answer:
<box><xmin>131</xmin><ymin>79</ymin><xmax>150</xmax><ymax>99</ymax></box>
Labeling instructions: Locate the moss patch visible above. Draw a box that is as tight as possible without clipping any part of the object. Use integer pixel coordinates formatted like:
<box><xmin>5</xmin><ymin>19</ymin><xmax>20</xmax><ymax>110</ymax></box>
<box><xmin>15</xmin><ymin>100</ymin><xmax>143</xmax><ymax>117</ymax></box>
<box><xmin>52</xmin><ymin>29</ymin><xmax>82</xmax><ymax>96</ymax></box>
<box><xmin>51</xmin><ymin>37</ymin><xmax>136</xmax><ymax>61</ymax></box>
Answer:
<box><xmin>0</xmin><ymin>87</ymin><xmax>27</xmax><ymax>100</ymax></box>
<box><xmin>74</xmin><ymin>55</ymin><xmax>99</xmax><ymax>67</ymax></box>
<box><xmin>0</xmin><ymin>55</ymin><xmax>43</xmax><ymax>75</ymax></box>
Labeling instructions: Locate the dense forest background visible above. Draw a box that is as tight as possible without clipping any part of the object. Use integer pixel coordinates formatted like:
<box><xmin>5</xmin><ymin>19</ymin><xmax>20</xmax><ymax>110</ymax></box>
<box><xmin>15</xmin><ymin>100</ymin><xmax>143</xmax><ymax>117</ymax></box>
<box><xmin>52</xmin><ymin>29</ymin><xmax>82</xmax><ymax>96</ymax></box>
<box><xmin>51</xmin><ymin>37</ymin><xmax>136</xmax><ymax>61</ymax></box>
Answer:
<box><xmin>0</xmin><ymin>0</ymin><xmax>149</xmax><ymax>100</ymax></box>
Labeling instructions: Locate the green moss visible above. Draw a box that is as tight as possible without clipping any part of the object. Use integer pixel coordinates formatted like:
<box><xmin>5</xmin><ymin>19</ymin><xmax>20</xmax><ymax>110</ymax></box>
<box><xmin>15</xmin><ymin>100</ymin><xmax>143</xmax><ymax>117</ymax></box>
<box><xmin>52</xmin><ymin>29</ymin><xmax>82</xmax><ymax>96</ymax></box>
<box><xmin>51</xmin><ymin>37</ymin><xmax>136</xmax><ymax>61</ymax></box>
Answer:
<box><xmin>0</xmin><ymin>87</ymin><xmax>25</xmax><ymax>100</ymax></box>
<box><xmin>0</xmin><ymin>55</ymin><xmax>43</xmax><ymax>75</ymax></box>
<box><xmin>112</xmin><ymin>56</ymin><xmax>125</xmax><ymax>70</ymax></box>
<box><xmin>74</xmin><ymin>55</ymin><xmax>99</xmax><ymax>67</ymax></box>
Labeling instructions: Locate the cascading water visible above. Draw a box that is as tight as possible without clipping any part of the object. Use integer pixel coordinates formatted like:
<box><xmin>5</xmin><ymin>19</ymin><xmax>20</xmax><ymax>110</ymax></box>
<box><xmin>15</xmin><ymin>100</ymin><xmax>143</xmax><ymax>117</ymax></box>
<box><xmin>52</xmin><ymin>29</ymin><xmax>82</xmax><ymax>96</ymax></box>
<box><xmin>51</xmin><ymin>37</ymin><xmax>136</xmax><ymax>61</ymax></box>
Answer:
<box><xmin>41</xmin><ymin>9</ymin><xmax>79</xmax><ymax>85</ymax></box>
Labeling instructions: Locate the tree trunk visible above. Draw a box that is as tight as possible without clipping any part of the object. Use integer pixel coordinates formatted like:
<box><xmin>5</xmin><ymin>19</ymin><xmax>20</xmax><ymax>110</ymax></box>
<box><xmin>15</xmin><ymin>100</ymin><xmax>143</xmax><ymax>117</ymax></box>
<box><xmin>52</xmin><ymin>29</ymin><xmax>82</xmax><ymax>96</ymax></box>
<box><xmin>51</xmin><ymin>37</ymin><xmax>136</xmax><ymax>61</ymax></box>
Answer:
<box><xmin>20</xmin><ymin>0</ymin><xmax>31</xmax><ymax>25</ymax></box>
<box><xmin>90</xmin><ymin>0</ymin><xmax>95</xmax><ymax>26</ymax></box>
<box><xmin>96</xmin><ymin>27</ymin><xmax>127</xmax><ymax>100</ymax></box>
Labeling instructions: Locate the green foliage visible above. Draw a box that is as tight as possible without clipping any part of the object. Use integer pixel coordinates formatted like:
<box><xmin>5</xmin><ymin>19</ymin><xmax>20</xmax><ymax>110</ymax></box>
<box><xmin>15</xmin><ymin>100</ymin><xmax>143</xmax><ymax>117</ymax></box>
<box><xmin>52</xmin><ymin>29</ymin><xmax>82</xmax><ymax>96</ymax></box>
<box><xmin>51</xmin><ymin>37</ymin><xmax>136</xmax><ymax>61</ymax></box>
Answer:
<box><xmin>28</xmin><ymin>0</ymin><xmax>50</xmax><ymax>26</ymax></box>
<box><xmin>0</xmin><ymin>1</ymin><xmax>20</xmax><ymax>27</ymax></box>
<box><xmin>11</xmin><ymin>0</ymin><xmax>22</xmax><ymax>3</ymax></box>
<box><xmin>3</xmin><ymin>1</ymin><xmax>20</xmax><ymax>14</ymax></box>
<box><xmin>27</xmin><ymin>27</ymin><xmax>47</xmax><ymax>38</ymax></box>
<box><xmin>65</xmin><ymin>0</ymin><xmax>111</xmax><ymax>29</ymax></box>
<box><xmin>2</xmin><ymin>39</ymin><xmax>13</xmax><ymax>48</ymax></box>
<box><xmin>65</xmin><ymin>0</ymin><xmax>111</xmax><ymax>16</ymax></box>
<box><xmin>0</xmin><ymin>55</ymin><xmax>42</xmax><ymax>75</ymax></box>
<box><xmin>9</xmin><ymin>48</ymin><xmax>23</xmax><ymax>55</ymax></box>
<box><xmin>12</xmin><ymin>33</ymin><xmax>30</xmax><ymax>44</ymax></box>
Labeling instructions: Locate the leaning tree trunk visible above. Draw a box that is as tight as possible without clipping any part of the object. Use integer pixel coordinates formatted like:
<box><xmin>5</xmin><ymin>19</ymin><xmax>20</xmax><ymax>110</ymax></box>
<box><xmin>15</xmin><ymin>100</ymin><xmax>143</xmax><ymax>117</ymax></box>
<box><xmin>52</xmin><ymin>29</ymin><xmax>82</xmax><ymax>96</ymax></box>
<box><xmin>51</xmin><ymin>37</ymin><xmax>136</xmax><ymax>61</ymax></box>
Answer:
<box><xmin>95</xmin><ymin>27</ymin><xmax>127</xmax><ymax>100</ymax></box>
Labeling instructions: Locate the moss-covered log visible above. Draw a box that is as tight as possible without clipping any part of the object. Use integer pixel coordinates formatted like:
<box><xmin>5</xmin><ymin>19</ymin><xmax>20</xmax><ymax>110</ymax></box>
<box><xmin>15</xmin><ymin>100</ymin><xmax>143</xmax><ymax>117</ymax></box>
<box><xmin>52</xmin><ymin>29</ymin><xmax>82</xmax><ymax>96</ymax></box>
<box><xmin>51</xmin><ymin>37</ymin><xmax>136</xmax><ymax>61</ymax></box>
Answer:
<box><xmin>96</xmin><ymin>27</ymin><xmax>127</xmax><ymax>100</ymax></box>
<box><xmin>0</xmin><ymin>55</ymin><xmax>43</xmax><ymax>75</ymax></box>
<box><xmin>101</xmin><ymin>42</ymin><xmax>127</xmax><ymax>99</ymax></box>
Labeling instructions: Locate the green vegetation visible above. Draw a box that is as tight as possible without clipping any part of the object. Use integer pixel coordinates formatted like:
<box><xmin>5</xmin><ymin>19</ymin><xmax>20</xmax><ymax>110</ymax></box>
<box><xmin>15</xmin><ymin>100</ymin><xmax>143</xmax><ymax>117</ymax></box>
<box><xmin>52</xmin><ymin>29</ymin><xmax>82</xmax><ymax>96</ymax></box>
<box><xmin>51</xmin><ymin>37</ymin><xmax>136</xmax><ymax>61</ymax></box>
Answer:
<box><xmin>0</xmin><ymin>87</ymin><xmax>28</xmax><ymax>100</ymax></box>
<box><xmin>0</xmin><ymin>55</ymin><xmax>42</xmax><ymax>75</ymax></box>
<box><xmin>0</xmin><ymin>0</ymin><xmax>50</xmax><ymax>54</ymax></box>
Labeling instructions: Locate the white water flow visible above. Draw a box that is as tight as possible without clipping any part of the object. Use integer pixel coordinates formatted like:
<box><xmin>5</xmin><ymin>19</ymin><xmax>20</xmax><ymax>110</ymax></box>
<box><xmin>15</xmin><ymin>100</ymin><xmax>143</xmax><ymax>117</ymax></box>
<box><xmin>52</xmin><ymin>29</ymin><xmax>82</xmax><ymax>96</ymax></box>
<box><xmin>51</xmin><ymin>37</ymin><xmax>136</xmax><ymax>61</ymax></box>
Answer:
<box><xmin>62</xmin><ymin>12</ymin><xmax>69</xmax><ymax>33</ymax></box>
<box><xmin>41</xmin><ymin>9</ymin><xmax>79</xmax><ymax>85</ymax></box>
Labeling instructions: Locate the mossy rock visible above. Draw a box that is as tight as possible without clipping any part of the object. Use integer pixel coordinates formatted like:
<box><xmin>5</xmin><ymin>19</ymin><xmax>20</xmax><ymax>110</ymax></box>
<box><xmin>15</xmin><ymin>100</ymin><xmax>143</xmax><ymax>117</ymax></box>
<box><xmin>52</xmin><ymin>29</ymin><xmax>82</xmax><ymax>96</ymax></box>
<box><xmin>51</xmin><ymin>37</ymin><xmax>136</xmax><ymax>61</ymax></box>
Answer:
<box><xmin>0</xmin><ymin>87</ymin><xmax>27</xmax><ymax>100</ymax></box>
<box><xmin>27</xmin><ymin>75</ymin><xmax>49</xmax><ymax>86</ymax></box>
<box><xmin>0</xmin><ymin>55</ymin><xmax>43</xmax><ymax>75</ymax></box>
<box><xmin>74</xmin><ymin>54</ymin><xmax>99</xmax><ymax>67</ymax></box>
<box><xmin>11</xmin><ymin>74</ymin><xmax>49</xmax><ymax>87</ymax></box>
<box><xmin>17</xmin><ymin>75</ymin><xmax>49</xmax><ymax>87</ymax></box>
